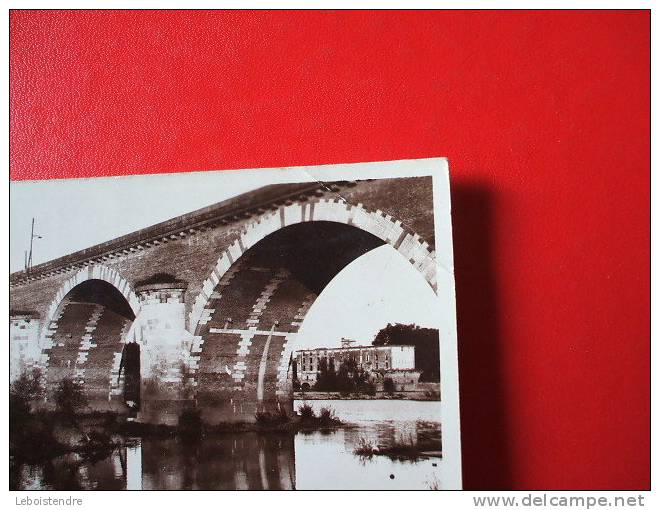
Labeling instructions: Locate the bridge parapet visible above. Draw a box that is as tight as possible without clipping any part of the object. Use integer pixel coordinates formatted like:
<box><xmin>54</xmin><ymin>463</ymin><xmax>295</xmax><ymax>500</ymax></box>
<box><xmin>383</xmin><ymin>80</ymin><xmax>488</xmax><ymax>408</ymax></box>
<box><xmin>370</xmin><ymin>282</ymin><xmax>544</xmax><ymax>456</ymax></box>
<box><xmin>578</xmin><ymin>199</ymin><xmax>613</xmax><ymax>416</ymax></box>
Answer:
<box><xmin>9</xmin><ymin>182</ymin><xmax>348</xmax><ymax>287</ymax></box>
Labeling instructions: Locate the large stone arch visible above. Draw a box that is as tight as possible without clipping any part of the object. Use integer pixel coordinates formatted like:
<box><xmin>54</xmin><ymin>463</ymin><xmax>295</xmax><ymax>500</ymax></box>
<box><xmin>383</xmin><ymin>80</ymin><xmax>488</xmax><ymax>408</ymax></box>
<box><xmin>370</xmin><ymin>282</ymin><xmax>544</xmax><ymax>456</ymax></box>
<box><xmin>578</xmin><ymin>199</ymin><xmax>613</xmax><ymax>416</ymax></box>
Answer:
<box><xmin>188</xmin><ymin>199</ymin><xmax>437</xmax><ymax>424</ymax></box>
<box><xmin>190</xmin><ymin>198</ymin><xmax>436</xmax><ymax>333</ymax></box>
<box><xmin>45</xmin><ymin>264</ymin><xmax>140</xmax><ymax>327</ymax></box>
<box><xmin>40</xmin><ymin>265</ymin><xmax>140</xmax><ymax>410</ymax></box>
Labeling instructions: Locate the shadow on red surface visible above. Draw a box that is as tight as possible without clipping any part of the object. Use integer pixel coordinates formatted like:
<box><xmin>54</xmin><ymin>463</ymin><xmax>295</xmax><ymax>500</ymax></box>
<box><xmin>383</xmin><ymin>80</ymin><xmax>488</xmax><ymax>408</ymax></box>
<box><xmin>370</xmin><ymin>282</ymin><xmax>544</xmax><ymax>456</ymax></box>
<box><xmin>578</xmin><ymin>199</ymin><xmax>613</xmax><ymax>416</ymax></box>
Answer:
<box><xmin>453</xmin><ymin>183</ymin><xmax>511</xmax><ymax>489</ymax></box>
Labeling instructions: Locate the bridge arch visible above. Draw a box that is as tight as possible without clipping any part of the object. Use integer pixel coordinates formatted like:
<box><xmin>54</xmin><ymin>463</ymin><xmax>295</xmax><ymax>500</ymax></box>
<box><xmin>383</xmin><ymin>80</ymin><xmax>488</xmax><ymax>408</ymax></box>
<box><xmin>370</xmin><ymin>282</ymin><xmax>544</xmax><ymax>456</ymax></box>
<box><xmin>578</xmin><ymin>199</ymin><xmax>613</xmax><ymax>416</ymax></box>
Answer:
<box><xmin>190</xmin><ymin>198</ymin><xmax>437</xmax><ymax>333</ymax></box>
<box><xmin>40</xmin><ymin>265</ymin><xmax>140</xmax><ymax>410</ymax></box>
<box><xmin>188</xmin><ymin>199</ymin><xmax>438</xmax><ymax>424</ymax></box>
<box><xmin>45</xmin><ymin>264</ymin><xmax>140</xmax><ymax>327</ymax></box>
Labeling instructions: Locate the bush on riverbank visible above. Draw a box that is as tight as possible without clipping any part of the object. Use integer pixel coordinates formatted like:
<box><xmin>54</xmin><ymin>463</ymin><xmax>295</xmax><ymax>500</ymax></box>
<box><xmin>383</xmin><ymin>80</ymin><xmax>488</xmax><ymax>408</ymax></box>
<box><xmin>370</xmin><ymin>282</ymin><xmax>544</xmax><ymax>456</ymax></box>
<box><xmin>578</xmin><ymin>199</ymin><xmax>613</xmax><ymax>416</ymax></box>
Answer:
<box><xmin>255</xmin><ymin>407</ymin><xmax>290</xmax><ymax>425</ymax></box>
<box><xmin>353</xmin><ymin>434</ymin><xmax>442</xmax><ymax>461</ymax></box>
<box><xmin>298</xmin><ymin>403</ymin><xmax>315</xmax><ymax>419</ymax></box>
<box><xmin>295</xmin><ymin>403</ymin><xmax>342</xmax><ymax>428</ymax></box>
<box><xmin>10</xmin><ymin>373</ymin><xmax>122</xmax><ymax>462</ymax></box>
<box><xmin>10</xmin><ymin>368</ymin><xmax>45</xmax><ymax>421</ymax></box>
<box><xmin>318</xmin><ymin>406</ymin><xmax>336</xmax><ymax>423</ymax></box>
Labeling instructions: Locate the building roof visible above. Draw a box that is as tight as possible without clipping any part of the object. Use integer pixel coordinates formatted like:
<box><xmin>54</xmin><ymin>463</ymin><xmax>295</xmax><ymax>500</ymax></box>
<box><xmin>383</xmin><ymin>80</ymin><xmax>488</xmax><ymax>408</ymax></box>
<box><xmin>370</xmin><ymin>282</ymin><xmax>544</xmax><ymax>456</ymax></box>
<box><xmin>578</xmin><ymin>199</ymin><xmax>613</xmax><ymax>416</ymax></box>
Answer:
<box><xmin>296</xmin><ymin>344</ymin><xmax>415</xmax><ymax>353</ymax></box>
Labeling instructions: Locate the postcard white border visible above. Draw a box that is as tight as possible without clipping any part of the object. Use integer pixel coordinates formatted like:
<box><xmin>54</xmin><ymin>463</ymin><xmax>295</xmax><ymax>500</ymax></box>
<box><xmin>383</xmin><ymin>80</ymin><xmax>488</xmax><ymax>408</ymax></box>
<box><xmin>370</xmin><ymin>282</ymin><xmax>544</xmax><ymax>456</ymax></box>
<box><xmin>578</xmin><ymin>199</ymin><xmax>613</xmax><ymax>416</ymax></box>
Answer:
<box><xmin>9</xmin><ymin>158</ymin><xmax>462</xmax><ymax>490</ymax></box>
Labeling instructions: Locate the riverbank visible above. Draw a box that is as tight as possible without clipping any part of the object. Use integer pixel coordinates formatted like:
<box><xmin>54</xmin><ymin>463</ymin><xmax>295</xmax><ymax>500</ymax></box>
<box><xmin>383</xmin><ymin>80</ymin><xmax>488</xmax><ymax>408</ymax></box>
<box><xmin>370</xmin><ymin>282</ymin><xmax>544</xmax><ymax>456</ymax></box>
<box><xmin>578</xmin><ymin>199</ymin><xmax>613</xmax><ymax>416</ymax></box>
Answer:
<box><xmin>12</xmin><ymin>400</ymin><xmax>444</xmax><ymax>490</ymax></box>
<box><xmin>294</xmin><ymin>391</ymin><xmax>440</xmax><ymax>401</ymax></box>
<box><xmin>10</xmin><ymin>407</ymin><xmax>345</xmax><ymax>464</ymax></box>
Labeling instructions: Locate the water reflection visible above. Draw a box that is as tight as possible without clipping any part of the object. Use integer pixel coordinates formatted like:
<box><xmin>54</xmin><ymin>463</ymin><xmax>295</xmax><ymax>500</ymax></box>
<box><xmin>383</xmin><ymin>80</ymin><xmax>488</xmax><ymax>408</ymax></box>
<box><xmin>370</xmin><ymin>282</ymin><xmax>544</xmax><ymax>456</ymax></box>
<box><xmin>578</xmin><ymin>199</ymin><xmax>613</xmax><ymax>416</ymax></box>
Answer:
<box><xmin>139</xmin><ymin>433</ymin><xmax>295</xmax><ymax>490</ymax></box>
<box><xmin>11</xmin><ymin>401</ymin><xmax>443</xmax><ymax>490</ymax></box>
<box><xmin>11</xmin><ymin>450</ymin><xmax>127</xmax><ymax>490</ymax></box>
<box><xmin>11</xmin><ymin>433</ymin><xmax>296</xmax><ymax>491</ymax></box>
<box><xmin>296</xmin><ymin>423</ymin><xmax>441</xmax><ymax>490</ymax></box>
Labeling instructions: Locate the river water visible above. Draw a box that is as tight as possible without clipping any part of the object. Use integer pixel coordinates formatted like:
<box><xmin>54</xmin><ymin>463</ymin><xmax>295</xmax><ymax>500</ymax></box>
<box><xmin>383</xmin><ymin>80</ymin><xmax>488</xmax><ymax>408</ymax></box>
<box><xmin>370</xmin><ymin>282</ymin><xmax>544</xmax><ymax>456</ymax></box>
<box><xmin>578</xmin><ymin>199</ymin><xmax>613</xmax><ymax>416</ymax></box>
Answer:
<box><xmin>10</xmin><ymin>400</ymin><xmax>443</xmax><ymax>490</ymax></box>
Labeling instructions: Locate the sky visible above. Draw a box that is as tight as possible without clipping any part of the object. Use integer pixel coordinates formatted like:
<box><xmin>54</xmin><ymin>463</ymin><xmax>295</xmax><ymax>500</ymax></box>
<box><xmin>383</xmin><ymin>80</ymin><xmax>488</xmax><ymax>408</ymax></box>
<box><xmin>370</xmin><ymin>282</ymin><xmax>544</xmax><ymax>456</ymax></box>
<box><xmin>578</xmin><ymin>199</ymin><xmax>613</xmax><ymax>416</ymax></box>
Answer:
<box><xmin>10</xmin><ymin>170</ymin><xmax>440</xmax><ymax>348</ymax></box>
<box><xmin>297</xmin><ymin>244</ymin><xmax>439</xmax><ymax>348</ymax></box>
<box><xmin>10</xmin><ymin>171</ymin><xmax>263</xmax><ymax>272</ymax></box>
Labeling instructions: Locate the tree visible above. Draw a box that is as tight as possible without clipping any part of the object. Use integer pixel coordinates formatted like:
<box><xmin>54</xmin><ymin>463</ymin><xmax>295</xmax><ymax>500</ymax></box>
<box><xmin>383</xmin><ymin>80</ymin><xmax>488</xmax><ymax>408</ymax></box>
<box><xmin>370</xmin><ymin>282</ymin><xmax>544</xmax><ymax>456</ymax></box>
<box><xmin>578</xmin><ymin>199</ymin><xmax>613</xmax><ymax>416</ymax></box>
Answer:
<box><xmin>54</xmin><ymin>377</ymin><xmax>88</xmax><ymax>417</ymax></box>
<box><xmin>383</xmin><ymin>377</ymin><xmax>395</xmax><ymax>395</ymax></box>
<box><xmin>335</xmin><ymin>358</ymin><xmax>355</xmax><ymax>393</ymax></box>
<box><xmin>314</xmin><ymin>357</ymin><xmax>337</xmax><ymax>391</ymax></box>
<box><xmin>10</xmin><ymin>367</ymin><xmax>44</xmax><ymax>419</ymax></box>
<box><xmin>373</xmin><ymin>323</ymin><xmax>441</xmax><ymax>382</ymax></box>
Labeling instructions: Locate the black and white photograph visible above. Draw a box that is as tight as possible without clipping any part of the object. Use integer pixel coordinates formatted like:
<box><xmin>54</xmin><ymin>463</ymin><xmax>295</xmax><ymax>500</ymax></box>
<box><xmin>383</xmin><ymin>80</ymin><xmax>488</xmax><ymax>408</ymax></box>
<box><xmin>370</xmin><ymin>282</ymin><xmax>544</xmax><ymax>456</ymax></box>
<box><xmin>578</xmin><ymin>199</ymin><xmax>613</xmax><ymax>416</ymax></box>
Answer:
<box><xmin>9</xmin><ymin>159</ymin><xmax>460</xmax><ymax>490</ymax></box>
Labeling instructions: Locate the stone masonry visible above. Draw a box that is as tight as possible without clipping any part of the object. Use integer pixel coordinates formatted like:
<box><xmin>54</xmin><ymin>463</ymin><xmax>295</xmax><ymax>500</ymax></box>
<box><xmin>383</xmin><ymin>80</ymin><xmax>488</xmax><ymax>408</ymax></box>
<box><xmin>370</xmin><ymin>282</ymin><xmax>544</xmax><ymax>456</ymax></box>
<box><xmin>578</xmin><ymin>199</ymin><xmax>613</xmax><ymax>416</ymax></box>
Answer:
<box><xmin>10</xmin><ymin>177</ymin><xmax>436</xmax><ymax>424</ymax></box>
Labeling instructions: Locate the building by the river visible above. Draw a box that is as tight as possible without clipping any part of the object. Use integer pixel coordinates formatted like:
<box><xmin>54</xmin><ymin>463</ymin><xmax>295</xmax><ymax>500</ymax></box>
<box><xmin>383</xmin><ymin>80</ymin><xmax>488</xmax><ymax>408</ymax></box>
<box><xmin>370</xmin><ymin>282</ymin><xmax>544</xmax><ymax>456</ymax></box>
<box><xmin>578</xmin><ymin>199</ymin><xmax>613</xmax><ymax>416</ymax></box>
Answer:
<box><xmin>294</xmin><ymin>338</ymin><xmax>421</xmax><ymax>392</ymax></box>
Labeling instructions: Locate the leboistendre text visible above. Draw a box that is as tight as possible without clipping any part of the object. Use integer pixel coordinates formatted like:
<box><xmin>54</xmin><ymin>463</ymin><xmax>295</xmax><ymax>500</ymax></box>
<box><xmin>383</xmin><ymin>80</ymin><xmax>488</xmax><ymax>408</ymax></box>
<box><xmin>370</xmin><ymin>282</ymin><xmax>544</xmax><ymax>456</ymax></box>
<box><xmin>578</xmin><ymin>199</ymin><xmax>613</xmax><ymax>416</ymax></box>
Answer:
<box><xmin>16</xmin><ymin>497</ymin><xmax>83</xmax><ymax>506</ymax></box>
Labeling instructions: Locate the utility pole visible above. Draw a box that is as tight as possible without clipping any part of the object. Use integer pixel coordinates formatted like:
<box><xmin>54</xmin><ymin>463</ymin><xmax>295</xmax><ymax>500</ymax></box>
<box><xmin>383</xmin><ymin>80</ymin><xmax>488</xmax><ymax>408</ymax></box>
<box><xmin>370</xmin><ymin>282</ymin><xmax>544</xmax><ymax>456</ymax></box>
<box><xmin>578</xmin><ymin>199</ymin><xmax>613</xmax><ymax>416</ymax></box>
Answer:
<box><xmin>27</xmin><ymin>219</ymin><xmax>34</xmax><ymax>272</ymax></box>
<box><xmin>27</xmin><ymin>218</ymin><xmax>42</xmax><ymax>273</ymax></box>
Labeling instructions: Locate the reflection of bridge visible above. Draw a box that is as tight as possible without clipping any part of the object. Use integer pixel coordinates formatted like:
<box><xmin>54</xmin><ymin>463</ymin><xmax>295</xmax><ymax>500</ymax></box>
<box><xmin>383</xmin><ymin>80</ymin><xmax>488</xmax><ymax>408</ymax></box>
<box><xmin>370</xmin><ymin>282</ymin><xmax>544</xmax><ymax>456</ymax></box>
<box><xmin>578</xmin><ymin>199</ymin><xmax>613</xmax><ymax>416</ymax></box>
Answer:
<box><xmin>10</xmin><ymin>176</ymin><xmax>437</xmax><ymax>424</ymax></box>
<box><xmin>133</xmin><ymin>433</ymin><xmax>296</xmax><ymax>490</ymax></box>
<box><xmin>12</xmin><ymin>433</ymin><xmax>296</xmax><ymax>490</ymax></box>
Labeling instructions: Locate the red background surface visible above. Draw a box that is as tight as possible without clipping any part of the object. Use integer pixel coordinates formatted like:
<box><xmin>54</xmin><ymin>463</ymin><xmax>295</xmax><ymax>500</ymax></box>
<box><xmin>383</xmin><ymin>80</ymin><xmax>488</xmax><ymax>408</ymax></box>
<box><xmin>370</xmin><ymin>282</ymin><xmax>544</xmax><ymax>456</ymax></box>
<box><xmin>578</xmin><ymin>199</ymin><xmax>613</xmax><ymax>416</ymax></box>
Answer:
<box><xmin>9</xmin><ymin>10</ymin><xmax>650</xmax><ymax>489</ymax></box>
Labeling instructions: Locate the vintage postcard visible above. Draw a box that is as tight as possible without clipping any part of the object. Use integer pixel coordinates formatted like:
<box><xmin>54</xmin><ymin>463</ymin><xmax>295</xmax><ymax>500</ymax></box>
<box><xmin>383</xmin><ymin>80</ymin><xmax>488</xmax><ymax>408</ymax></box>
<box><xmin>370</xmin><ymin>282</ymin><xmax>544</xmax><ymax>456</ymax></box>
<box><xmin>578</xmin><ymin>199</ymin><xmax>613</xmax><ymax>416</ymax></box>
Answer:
<box><xmin>9</xmin><ymin>158</ymin><xmax>461</xmax><ymax>490</ymax></box>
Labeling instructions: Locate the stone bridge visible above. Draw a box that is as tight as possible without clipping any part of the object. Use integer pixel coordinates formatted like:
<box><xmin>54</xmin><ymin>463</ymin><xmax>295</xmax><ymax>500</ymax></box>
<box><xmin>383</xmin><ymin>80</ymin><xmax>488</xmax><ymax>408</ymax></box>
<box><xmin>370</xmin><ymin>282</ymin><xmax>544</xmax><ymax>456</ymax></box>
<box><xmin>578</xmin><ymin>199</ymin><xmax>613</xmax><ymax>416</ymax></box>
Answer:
<box><xmin>10</xmin><ymin>176</ymin><xmax>437</xmax><ymax>425</ymax></box>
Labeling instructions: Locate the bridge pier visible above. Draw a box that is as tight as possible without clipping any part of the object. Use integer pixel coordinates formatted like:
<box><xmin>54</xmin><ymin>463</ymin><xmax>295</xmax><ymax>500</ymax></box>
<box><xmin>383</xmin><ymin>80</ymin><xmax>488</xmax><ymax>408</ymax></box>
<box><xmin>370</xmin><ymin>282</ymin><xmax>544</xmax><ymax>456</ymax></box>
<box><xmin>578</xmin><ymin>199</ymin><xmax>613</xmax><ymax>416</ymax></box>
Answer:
<box><xmin>134</xmin><ymin>282</ymin><xmax>195</xmax><ymax>425</ymax></box>
<box><xmin>9</xmin><ymin>312</ymin><xmax>42</xmax><ymax>382</ymax></box>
